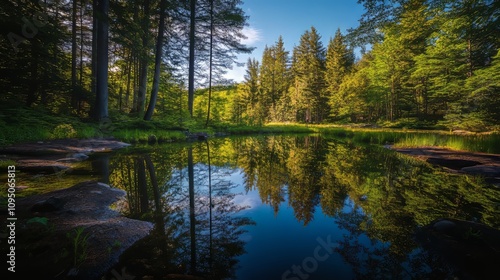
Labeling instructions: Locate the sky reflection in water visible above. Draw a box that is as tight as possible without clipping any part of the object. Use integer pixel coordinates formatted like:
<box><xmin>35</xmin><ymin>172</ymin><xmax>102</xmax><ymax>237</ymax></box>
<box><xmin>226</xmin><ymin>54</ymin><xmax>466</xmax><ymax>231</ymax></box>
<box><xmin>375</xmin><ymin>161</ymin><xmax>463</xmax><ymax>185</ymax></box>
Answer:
<box><xmin>104</xmin><ymin>135</ymin><xmax>500</xmax><ymax>279</ymax></box>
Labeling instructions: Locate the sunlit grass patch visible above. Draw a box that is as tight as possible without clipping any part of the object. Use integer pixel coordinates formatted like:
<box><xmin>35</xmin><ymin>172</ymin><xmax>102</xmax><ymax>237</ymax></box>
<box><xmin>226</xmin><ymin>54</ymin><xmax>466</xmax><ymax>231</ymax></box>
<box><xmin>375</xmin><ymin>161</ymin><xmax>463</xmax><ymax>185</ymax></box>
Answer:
<box><xmin>393</xmin><ymin>132</ymin><xmax>500</xmax><ymax>154</ymax></box>
<box><xmin>112</xmin><ymin>129</ymin><xmax>186</xmax><ymax>143</ymax></box>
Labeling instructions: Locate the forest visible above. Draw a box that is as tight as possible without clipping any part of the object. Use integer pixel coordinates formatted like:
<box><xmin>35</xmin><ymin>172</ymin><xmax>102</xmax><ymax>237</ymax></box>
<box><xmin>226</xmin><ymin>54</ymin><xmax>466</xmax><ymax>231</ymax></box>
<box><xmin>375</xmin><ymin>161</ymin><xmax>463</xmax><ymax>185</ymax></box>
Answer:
<box><xmin>1</xmin><ymin>0</ymin><xmax>499</xmax><ymax>143</ymax></box>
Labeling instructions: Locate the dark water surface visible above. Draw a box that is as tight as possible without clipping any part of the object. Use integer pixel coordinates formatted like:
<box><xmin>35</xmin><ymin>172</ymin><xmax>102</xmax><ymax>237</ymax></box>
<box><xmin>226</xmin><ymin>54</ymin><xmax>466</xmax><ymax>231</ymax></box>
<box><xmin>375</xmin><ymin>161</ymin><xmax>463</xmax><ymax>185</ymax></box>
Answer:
<box><xmin>89</xmin><ymin>135</ymin><xmax>499</xmax><ymax>279</ymax></box>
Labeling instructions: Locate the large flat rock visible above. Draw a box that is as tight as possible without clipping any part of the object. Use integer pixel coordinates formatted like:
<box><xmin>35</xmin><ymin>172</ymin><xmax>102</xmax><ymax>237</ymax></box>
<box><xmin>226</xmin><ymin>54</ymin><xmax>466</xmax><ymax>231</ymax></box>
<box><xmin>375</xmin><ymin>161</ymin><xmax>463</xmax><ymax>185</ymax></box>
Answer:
<box><xmin>391</xmin><ymin>146</ymin><xmax>500</xmax><ymax>185</ymax></box>
<box><xmin>0</xmin><ymin>138</ymin><xmax>131</xmax><ymax>156</ymax></box>
<box><xmin>0</xmin><ymin>138</ymin><xmax>130</xmax><ymax>174</ymax></box>
<box><xmin>13</xmin><ymin>181</ymin><xmax>153</xmax><ymax>280</ymax></box>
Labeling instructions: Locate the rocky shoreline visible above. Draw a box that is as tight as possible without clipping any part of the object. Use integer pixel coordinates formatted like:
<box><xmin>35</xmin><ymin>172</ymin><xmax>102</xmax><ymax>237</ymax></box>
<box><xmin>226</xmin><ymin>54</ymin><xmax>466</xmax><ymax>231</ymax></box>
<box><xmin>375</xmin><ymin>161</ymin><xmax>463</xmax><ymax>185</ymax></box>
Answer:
<box><xmin>391</xmin><ymin>146</ymin><xmax>500</xmax><ymax>186</ymax></box>
<box><xmin>14</xmin><ymin>181</ymin><xmax>153</xmax><ymax>279</ymax></box>
<box><xmin>1</xmin><ymin>138</ymin><xmax>152</xmax><ymax>279</ymax></box>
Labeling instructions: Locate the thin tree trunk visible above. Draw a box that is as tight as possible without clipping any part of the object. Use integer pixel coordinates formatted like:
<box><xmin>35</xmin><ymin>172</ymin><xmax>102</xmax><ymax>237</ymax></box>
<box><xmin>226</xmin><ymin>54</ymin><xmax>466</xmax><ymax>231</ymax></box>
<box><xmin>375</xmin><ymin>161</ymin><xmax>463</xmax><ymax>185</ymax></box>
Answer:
<box><xmin>125</xmin><ymin>50</ymin><xmax>133</xmax><ymax>110</ymax></box>
<box><xmin>144</xmin><ymin>0</ymin><xmax>167</xmax><ymax>120</ymax></box>
<box><xmin>79</xmin><ymin>0</ymin><xmax>84</xmax><ymax>87</ymax></box>
<box><xmin>188</xmin><ymin>0</ymin><xmax>196</xmax><ymax>117</ymax></box>
<box><xmin>91</xmin><ymin>0</ymin><xmax>98</xmax><ymax>99</ymax></box>
<box><xmin>205</xmin><ymin>0</ymin><xmax>214</xmax><ymax>127</ymax></box>
<box><xmin>188</xmin><ymin>147</ymin><xmax>197</xmax><ymax>273</ymax></box>
<box><xmin>71</xmin><ymin>0</ymin><xmax>78</xmax><ymax>109</ymax></box>
<box><xmin>136</xmin><ymin>0</ymin><xmax>150</xmax><ymax>115</ymax></box>
<box><xmin>137</xmin><ymin>157</ymin><xmax>148</xmax><ymax>213</ymax></box>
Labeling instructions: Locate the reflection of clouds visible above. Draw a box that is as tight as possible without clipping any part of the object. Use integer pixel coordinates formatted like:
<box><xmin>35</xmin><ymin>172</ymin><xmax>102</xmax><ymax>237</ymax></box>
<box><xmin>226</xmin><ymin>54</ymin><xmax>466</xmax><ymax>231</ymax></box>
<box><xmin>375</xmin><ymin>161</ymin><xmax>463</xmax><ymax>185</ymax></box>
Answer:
<box><xmin>232</xmin><ymin>192</ymin><xmax>262</xmax><ymax>209</ymax></box>
<box><xmin>230</xmin><ymin>168</ymin><xmax>262</xmax><ymax>209</ymax></box>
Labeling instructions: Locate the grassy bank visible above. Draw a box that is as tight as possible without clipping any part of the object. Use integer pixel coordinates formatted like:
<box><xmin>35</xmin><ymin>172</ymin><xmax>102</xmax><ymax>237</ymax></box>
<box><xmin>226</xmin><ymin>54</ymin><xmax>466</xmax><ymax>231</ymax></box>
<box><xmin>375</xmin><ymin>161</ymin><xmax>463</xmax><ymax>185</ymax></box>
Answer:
<box><xmin>1</xmin><ymin>105</ymin><xmax>498</xmax><ymax>154</ymax></box>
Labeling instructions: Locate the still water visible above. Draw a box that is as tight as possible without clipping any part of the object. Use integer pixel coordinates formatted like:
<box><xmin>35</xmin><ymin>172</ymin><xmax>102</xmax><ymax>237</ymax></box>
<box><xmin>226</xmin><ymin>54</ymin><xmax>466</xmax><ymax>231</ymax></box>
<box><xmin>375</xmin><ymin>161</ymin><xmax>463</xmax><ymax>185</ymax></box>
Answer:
<box><xmin>89</xmin><ymin>135</ymin><xmax>500</xmax><ymax>279</ymax></box>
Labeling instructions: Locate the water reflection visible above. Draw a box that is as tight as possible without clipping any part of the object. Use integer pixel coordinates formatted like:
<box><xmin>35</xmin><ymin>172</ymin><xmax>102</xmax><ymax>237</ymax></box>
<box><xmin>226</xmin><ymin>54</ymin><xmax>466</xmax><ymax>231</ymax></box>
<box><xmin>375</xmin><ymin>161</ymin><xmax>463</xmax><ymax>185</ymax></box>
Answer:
<box><xmin>100</xmin><ymin>136</ymin><xmax>500</xmax><ymax>279</ymax></box>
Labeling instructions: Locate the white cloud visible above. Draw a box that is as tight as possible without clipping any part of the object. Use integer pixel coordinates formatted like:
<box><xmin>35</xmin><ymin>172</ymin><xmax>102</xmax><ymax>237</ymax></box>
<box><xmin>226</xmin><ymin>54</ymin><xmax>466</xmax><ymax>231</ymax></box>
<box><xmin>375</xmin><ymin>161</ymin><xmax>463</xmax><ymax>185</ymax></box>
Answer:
<box><xmin>223</xmin><ymin>27</ymin><xmax>261</xmax><ymax>82</ymax></box>
<box><xmin>241</xmin><ymin>26</ymin><xmax>262</xmax><ymax>46</ymax></box>
<box><xmin>224</xmin><ymin>63</ymin><xmax>247</xmax><ymax>83</ymax></box>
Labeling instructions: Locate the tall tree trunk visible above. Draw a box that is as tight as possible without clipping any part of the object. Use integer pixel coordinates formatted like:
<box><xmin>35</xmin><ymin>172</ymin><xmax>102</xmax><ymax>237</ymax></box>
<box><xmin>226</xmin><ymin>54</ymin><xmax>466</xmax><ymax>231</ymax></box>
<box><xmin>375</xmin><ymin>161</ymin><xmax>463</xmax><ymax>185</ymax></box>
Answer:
<box><xmin>91</xmin><ymin>0</ymin><xmax>98</xmax><ymax>101</ymax></box>
<box><xmin>71</xmin><ymin>0</ymin><xmax>78</xmax><ymax>109</ymax></box>
<box><xmin>206</xmin><ymin>140</ymin><xmax>213</xmax><ymax>270</ymax></box>
<box><xmin>137</xmin><ymin>157</ymin><xmax>149</xmax><ymax>213</ymax></box>
<box><xmin>79</xmin><ymin>0</ymin><xmax>84</xmax><ymax>87</ymax></box>
<box><xmin>188</xmin><ymin>147</ymin><xmax>197</xmax><ymax>273</ymax></box>
<box><xmin>94</xmin><ymin>0</ymin><xmax>109</xmax><ymax>121</ymax></box>
<box><xmin>144</xmin><ymin>0</ymin><xmax>167</xmax><ymax>121</ymax></box>
<box><xmin>188</xmin><ymin>0</ymin><xmax>196</xmax><ymax>117</ymax></box>
<box><xmin>125</xmin><ymin>50</ymin><xmax>133</xmax><ymax>111</ymax></box>
<box><xmin>205</xmin><ymin>0</ymin><xmax>214</xmax><ymax>127</ymax></box>
<box><xmin>136</xmin><ymin>0</ymin><xmax>151</xmax><ymax>115</ymax></box>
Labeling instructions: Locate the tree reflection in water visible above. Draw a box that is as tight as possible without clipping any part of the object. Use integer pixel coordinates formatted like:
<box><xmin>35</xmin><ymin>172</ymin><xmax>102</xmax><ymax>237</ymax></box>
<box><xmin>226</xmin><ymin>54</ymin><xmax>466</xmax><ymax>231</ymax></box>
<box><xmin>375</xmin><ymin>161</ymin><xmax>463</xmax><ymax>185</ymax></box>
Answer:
<box><xmin>101</xmin><ymin>135</ymin><xmax>500</xmax><ymax>279</ymax></box>
<box><xmin>104</xmin><ymin>142</ymin><xmax>255</xmax><ymax>279</ymax></box>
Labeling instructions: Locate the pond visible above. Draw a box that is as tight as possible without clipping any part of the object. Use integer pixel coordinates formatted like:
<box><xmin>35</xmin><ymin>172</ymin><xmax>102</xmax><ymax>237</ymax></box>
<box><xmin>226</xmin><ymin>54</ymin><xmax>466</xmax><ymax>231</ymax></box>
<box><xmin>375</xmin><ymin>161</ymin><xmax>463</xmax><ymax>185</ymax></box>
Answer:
<box><xmin>41</xmin><ymin>135</ymin><xmax>500</xmax><ymax>279</ymax></box>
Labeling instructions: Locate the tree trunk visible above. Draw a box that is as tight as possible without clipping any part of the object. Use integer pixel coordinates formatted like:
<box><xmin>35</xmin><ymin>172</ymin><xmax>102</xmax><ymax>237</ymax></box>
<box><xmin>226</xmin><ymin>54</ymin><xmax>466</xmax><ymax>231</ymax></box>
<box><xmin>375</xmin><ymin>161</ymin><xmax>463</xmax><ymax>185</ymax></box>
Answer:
<box><xmin>188</xmin><ymin>147</ymin><xmax>197</xmax><ymax>273</ymax></box>
<box><xmin>125</xmin><ymin>50</ymin><xmax>133</xmax><ymax>111</ymax></box>
<box><xmin>91</xmin><ymin>0</ymin><xmax>98</xmax><ymax>101</ymax></box>
<box><xmin>136</xmin><ymin>0</ymin><xmax>150</xmax><ymax>115</ymax></box>
<box><xmin>137</xmin><ymin>157</ymin><xmax>148</xmax><ymax>213</ymax></box>
<box><xmin>71</xmin><ymin>0</ymin><xmax>78</xmax><ymax>109</ymax></box>
<box><xmin>188</xmin><ymin>0</ymin><xmax>196</xmax><ymax>117</ymax></box>
<box><xmin>144</xmin><ymin>0</ymin><xmax>167</xmax><ymax>121</ymax></box>
<box><xmin>205</xmin><ymin>0</ymin><xmax>213</xmax><ymax>127</ymax></box>
<box><xmin>94</xmin><ymin>0</ymin><xmax>109</xmax><ymax>121</ymax></box>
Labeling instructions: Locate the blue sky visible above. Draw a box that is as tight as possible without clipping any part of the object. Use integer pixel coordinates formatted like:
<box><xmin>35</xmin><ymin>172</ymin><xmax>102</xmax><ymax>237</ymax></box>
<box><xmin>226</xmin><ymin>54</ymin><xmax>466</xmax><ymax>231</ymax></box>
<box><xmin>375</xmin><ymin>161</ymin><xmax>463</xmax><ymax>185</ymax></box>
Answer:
<box><xmin>225</xmin><ymin>0</ymin><xmax>367</xmax><ymax>82</ymax></box>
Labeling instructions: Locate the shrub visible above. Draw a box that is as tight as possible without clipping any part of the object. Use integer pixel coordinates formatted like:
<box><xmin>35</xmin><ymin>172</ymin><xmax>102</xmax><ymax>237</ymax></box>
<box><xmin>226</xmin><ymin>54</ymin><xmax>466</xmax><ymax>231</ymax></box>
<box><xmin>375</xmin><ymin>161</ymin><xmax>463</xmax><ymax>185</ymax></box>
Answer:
<box><xmin>52</xmin><ymin>124</ymin><xmax>77</xmax><ymax>139</ymax></box>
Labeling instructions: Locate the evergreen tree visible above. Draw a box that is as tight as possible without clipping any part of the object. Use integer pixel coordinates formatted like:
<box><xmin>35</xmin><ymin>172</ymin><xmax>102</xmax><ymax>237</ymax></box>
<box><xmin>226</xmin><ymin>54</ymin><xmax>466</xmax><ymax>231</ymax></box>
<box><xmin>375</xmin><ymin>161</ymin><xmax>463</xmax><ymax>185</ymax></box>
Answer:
<box><xmin>326</xmin><ymin>29</ymin><xmax>355</xmax><ymax>120</ymax></box>
<box><xmin>271</xmin><ymin>36</ymin><xmax>292</xmax><ymax>122</ymax></box>
<box><xmin>241</xmin><ymin>58</ymin><xmax>262</xmax><ymax>125</ymax></box>
<box><xmin>291</xmin><ymin>27</ymin><xmax>326</xmax><ymax>123</ymax></box>
<box><xmin>259</xmin><ymin>45</ymin><xmax>274</xmax><ymax>121</ymax></box>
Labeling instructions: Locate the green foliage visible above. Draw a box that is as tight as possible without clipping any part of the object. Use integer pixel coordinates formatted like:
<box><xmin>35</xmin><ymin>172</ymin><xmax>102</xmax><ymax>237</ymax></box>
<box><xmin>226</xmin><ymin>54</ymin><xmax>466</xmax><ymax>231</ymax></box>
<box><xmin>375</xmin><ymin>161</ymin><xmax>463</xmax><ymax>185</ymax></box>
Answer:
<box><xmin>26</xmin><ymin>217</ymin><xmax>49</xmax><ymax>226</ymax></box>
<box><xmin>52</xmin><ymin>124</ymin><xmax>77</xmax><ymax>139</ymax></box>
<box><xmin>66</xmin><ymin>227</ymin><xmax>90</xmax><ymax>267</ymax></box>
<box><xmin>292</xmin><ymin>27</ymin><xmax>327</xmax><ymax>123</ymax></box>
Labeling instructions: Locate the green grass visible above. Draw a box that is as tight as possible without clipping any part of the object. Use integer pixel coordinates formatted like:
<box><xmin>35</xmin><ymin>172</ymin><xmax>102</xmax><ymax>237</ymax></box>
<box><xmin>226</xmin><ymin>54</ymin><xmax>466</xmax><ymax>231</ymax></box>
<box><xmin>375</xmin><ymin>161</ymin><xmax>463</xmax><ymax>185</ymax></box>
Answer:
<box><xmin>112</xmin><ymin>129</ymin><xmax>187</xmax><ymax>143</ymax></box>
<box><xmin>0</xmin><ymin>104</ymin><xmax>99</xmax><ymax>146</ymax></box>
<box><xmin>1</xmin><ymin>103</ymin><xmax>498</xmax><ymax>154</ymax></box>
<box><xmin>217</xmin><ymin>122</ymin><xmax>316</xmax><ymax>135</ymax></box>
<box><xmin>393</xmin><ymin>132</ymin><xmax>500</xmax><ymax>154</ymax></box>
<box><xmin>0</xmin><ymin>159</ymin><xmax>16</xmax><ymax>169</ymax></box>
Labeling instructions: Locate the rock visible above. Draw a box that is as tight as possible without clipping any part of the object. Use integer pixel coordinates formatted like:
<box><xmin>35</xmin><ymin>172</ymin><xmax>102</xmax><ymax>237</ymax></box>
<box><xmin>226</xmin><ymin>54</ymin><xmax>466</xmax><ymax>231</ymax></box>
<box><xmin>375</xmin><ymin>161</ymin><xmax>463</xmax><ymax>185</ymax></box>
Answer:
<box><xmin>31</xmin><ymin>197</ymin><xmax>66</xmax><ymax>212</ymax></box>
<box><xmin>187</xmin><ymin>132</ymin><xmax>209</xmax><ymax>141</ymax></box>
<box><xmin>16</xmin><ymin>181</ymin><xmax>153</xmax><ymax>280</ymax></box>
<box><xmin>415</xmin><ymin>218</ymin><xmax>500</xmax><ymax>279</ymax></box>
<box><xmin>56</xmin><ymin>152</ymin><xmax>90</xmax><ymax>163</ymax></box>
<box><xmin>17</xmin><ymin>159</ymin><xmax>70</xmax><ymax>174</ymax></box>
<box><xmin>148</xmin><ymin>134</ymin><xmax>157</xmax><ymax>144</ymax></box>
<box><xmin>432</xmin><ymin>219</ymin><xmax>457</xmax><ymax>235</ymax></box>
<box><xmin>426</xmin><ymin>158</ymin><xmax>481</xmax><ymax>170</ymax></box>
<box><xmin>461</xmin><ymin>165</ymin><xmax>500</xmax><ymax>177</ymax></box>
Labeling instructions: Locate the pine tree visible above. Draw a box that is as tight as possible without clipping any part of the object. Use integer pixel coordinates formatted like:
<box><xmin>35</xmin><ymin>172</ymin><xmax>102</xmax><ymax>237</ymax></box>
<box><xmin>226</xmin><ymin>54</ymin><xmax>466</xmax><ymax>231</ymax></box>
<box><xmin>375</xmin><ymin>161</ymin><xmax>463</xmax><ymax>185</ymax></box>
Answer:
<box><xmin>326</xmin><ymin>29</ymin><xmax>354</xmax><ymax>120</ymax></box>
<box><xmin>271</xmin><ymin>36</ymin><xmax>291</xmax><ymax>122</ymax></box>
<box><xmin>241</xmin><ymin>58</ymin><xmax>262</xmax><ymax>125</ymax></box>
<box><xmin>291</xmin><ymin>27</ymin><xmax>326</xmax><ymax>123</ymax></box>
